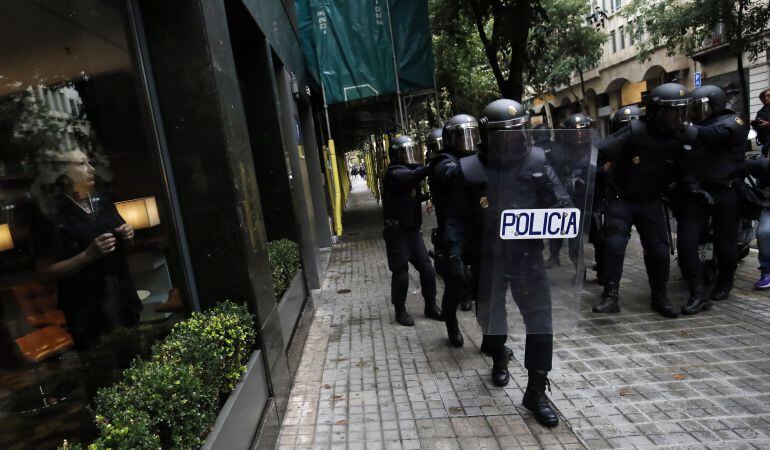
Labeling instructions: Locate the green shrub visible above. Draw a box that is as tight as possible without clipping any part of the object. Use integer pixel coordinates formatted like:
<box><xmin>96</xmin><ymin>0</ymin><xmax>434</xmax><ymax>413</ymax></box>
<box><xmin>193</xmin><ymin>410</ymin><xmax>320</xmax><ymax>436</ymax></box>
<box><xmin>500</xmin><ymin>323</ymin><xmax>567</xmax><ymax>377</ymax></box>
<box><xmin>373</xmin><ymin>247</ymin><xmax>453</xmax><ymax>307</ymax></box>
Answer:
<box><xmin>63</xmin><ymin>301</ymin><xmax>256</xmax><ymax>450</ymax></box>
<box><xmin>94</xmin><ymin>359</ymin><xmax>216</xmax><ymax>449</ymax></box>
<box><xmin>154</xmin><ymin>302</ymin><xmax>256</xmax><ymax>394</ymax></box>
<box><xmin>267</xmin><ymin>239</ymin><xmax>301</xmax><ymax>298</ymax></box>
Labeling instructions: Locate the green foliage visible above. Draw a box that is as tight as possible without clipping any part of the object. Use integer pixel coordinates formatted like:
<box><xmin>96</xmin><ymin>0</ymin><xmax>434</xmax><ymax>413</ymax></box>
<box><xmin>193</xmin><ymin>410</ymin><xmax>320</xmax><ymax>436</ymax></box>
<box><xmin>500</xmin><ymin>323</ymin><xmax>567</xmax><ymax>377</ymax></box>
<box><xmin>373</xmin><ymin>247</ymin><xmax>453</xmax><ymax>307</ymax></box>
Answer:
<box><xmin>623</xmin><ymin>0</ymin><xmax>770</xmax><ymax>63</ymax></box>
<box><xmin>154</xmin><ymin>302</ymin><xmax>256</xmax><ymax>394</ymax></box>
<box><xmin>94</xmin><ymin>359</ymin><xmax>216</xmax><ymax>449</ymax></box>
<box><xmin>267</xmin><ymin>239</ymin><xmax>301</xmax><ymax>298</ymax></box>
<box><xmin>0</xmin><ymin>89</ymin><xmax>63</xmax><ymax>170</ymax></box>
<box><xmin>63</xmin><ymin>302</ymin><xmax>256</xmax><ymax>450</ymax></box>
<box><xmin>526</xmin><ymin>0</ymin><xmax>606</xmax><ymax>107</ymax></box>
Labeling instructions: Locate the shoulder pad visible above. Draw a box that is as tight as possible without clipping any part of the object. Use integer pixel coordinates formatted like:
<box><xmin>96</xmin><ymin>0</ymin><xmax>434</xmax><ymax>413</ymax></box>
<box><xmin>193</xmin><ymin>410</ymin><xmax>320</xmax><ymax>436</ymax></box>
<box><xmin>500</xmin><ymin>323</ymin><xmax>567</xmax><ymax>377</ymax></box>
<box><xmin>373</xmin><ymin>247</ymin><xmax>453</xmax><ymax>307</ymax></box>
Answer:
<box><xmin>460</xmin><ymin>155</ymin><xmax>486</xmax><ymax>185</ymax></box>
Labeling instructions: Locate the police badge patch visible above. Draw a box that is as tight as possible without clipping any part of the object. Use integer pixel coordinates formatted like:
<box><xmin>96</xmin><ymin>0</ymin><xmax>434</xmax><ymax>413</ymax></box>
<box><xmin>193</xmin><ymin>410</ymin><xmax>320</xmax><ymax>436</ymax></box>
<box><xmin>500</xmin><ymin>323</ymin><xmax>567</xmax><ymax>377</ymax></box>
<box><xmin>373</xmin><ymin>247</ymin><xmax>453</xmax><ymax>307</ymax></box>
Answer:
<box><xmin>735</xmin><ymin>116</ymin><xmax>745</xmax><ymax>126</ymax></box>
<box><xmin>480</xmin><ymin>196</ymin><xmax>489</xmax><ymax>209</ymax></box>
<box><xmin>632</xmin><ymin>156</ymin><xmax>641</xmax><ymax>165</ymax></box>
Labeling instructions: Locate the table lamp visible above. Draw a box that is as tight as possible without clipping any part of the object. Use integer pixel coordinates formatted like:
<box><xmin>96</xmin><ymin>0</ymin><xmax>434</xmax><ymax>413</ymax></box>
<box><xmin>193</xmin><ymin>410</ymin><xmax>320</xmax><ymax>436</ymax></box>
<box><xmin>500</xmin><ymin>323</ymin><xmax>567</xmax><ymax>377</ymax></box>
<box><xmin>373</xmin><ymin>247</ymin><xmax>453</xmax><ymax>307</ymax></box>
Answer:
<box><xmin>0</xmin><ymin>223</ymin><xmax>14</xmax><ymax>252</ymax></box>
<box><xmin>115</xmin><ymin>197</ymin><xmax>161</xmax><ymax>230</ymax></box>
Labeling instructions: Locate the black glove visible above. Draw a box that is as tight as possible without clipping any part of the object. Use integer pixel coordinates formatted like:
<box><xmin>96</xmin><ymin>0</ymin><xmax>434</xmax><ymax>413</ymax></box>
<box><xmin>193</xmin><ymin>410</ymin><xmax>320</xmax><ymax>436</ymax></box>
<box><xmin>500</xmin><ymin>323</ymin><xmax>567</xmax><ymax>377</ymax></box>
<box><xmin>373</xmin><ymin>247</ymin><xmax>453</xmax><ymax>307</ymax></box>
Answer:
<box><xmin>414</xmin><ymin>165</ymin><xmax>430</xmax><ymax>179</ymax></box>
<box><xmin>690</xmin><ymin>188</ymin><xmax>715</xmax><ymax>207</ymax></box>
<box><xmin>447</xmin><ymin>255</ymin><xmax>468</xmax><ymax>286</ymax></box>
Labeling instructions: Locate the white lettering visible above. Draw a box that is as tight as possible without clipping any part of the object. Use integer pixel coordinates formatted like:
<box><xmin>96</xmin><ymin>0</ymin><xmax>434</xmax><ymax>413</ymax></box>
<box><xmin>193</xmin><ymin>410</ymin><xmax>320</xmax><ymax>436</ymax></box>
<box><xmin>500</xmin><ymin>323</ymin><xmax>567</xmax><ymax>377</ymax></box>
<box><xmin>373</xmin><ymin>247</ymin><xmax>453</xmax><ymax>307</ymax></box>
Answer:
<box><xmin>499</xmin><ymin>208</ymin><xmax>582</xmax><ymax>240</ymax></box>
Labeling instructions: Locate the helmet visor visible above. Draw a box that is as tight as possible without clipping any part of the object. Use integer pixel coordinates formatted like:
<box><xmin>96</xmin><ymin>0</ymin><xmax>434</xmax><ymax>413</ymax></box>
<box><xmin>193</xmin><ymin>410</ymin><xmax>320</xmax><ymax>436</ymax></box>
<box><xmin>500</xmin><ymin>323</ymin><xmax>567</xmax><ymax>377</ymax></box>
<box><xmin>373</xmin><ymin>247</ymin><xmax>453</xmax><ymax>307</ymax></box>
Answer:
<box><xmin>448</xmin><ymin>124</ymin><xmax>480</xmax><ymax>154</ymax></box>
<box><xmin>691</xmin><ymin>98</ymin><xmax>716</xmax><ymax>123</ymax></box>
<box><xmin>654</xmin><ymin>104</ymin><xmax>691</xmax><ymax>132</ymax></box>
<box><xmin>393</xmin><ymin>141</ymin><xmax>422</xmax><ymax>165</ymax></box>
<box><xmin>486</xmin><ymin>129</ymin><xmax>531</xmax><ymax>162</ymax></box>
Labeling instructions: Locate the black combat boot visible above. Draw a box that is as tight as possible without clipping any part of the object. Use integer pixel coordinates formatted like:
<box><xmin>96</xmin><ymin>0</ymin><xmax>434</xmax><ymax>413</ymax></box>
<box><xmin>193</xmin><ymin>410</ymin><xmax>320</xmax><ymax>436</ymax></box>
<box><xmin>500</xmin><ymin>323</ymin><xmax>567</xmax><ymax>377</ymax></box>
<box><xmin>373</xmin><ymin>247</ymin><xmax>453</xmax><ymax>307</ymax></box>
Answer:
<box><xmin>592</xmin><ymin>282</ymin><xmax>619</xmax><ymax>313</ymax></box>
<box><xmin>682</xmin><ymin>280</ymin><xmax>712</xmax><ymax>315</ymax></box>
<box><xmin>522</xmin><ymin>371</ymin><xmax>559</xmax><ymax>427</ymax></box>
<box><xmin>480</xmin><ymin>339</ymin><xmax>513</xmax><ymax>360</ymax></box>
<box><xmin>710</xmin><ymin>278</ymin><xmax>733</xmax><ymax>302</ymax></box>
<box><xmin>394</xmin><ymin>304</ymin><xmax>414</xmax><ymax>326</ymax></box>
<box><xmin>491</xmin><ymin>347</ymin><xmax>510</xmax><ymax>387</ymax></box>
<box><xmin>424</xmin><ymin>300</ymin><xmax>443</xmax><ymax>321</ymax></box>
<box><xmin>650</xmin><ymin>287</ymin><xmax>679</xmax><ymax>318</ymax></box>
<box><xmin>445</xmin><ymin>319</ymin><xmax>464</xmax><ymax>347</ymax></box>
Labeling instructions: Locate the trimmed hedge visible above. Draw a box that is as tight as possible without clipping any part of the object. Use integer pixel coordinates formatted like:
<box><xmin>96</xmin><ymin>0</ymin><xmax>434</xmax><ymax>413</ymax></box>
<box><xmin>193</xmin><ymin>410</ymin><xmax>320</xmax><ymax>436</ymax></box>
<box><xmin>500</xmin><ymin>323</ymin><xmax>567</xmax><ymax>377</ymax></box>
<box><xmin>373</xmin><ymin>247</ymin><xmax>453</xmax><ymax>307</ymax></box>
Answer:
<box><xmin>62</xmin><ymin>302</ymin><xmax>255</xmax><ymax>450</ymax></box>
<box><xmin>267</xmin><ymin>239</ymin><xmax>301</xmax><ymax>298</ymax></box>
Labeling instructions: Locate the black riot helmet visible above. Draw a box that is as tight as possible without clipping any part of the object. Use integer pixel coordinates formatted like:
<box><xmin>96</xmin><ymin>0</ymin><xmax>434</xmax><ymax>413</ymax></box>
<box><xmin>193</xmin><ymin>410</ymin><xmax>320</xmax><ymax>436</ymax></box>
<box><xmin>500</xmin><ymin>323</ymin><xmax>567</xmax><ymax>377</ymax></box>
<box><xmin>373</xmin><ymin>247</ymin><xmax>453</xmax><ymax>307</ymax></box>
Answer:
<box><xmin>562</xmin><ymin>113</ymin><xmax>593</xmax><ymax>145</ymax></box>
<box><xmin>690</xmin><ymin>85</ymin><xmax>728</xmax><ymax>123</ymax></box>
<box><xmin>425</xmin><ymin>128</ymin><xmax>444</xmax><ymax>161</ymax></box>
<box><xmin>646</xmin><ymin>82</ymin><xmax>691</xmax><ymax>134</ymax></box>
<box><xmin>478</xmin><ymin>99</ymin><xmax>532</xmax><ymax>161</ymax></box>
<box><xmin>388</xmin><ymin>135</ymin><xmax>422</xmax><ymax>166</ymax></box>
<box><xmin>442</xmin><ymin>114</ymin><xmax>480</xmax><ymax>155</ymax></box>
<box><xmin>610</xmin><ymin>105</ymin><xmax>643</xmax><ymax>133</ymax></box>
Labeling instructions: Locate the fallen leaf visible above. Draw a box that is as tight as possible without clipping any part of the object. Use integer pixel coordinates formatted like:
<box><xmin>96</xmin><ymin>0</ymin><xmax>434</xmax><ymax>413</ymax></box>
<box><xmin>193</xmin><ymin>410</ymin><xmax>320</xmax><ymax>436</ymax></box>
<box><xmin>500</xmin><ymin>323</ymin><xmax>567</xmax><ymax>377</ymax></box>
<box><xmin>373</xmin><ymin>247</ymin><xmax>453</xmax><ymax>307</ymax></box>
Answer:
<box><xmin>323</xmin><ymin>384</ymin><xmax>332</xmax><ymax>389</ymax></box>
<box><xmin>335</xmin><ymin>419</ymin><xmax>348</xmax><ymax>425</ymax></box>
<box><xmin>333</xmin><ymin>394</ymin><xmax>344</xmax><ymax>399</ymax></box>
<box><xmin>448</xmin><ymin>407</ymin><xmax>463</xmax><ymax>414</ymax></box>
<box><xmin>673</xmin><ymin>373</ymin><xmax>686</xmax><ymax>380</ymax></box>
<box><xmin>679</xmin><ymin>330</ymin><xmax>691</xmax><ymax>337</ymax></box>
<box><xmin>619</xmin><ymin>388</ymin><xmax>633</xmax><ymax>396</ymax></box>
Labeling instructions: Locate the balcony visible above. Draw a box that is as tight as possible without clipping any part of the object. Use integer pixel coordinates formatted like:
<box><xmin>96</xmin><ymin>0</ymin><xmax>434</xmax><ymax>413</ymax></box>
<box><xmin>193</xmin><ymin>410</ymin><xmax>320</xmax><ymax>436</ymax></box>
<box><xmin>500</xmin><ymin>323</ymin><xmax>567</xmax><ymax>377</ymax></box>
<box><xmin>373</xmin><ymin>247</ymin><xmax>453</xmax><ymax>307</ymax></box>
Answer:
<box><xmin>691</xmin><ymin>23</ymin><xmax>728</xmax><ymax>60</ymax></box>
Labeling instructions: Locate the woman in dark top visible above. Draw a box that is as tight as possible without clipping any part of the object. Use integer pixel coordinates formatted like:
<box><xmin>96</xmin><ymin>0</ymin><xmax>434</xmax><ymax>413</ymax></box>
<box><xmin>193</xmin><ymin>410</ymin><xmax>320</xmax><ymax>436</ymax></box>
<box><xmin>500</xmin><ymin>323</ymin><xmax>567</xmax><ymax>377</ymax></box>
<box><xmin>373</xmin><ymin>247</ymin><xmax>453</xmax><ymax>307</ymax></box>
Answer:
<box><xmin>34</xmin><ymin>149</ymin><xmax>141</xmax><ymax>349</ymax></box>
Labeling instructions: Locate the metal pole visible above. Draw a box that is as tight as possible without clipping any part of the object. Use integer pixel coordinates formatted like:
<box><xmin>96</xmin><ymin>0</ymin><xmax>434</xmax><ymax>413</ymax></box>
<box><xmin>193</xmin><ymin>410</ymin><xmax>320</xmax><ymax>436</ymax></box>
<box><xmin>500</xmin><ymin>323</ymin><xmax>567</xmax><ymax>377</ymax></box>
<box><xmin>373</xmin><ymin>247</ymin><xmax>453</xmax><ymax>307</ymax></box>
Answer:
<box><xmin>384</xmin><ymin>0</ymin><xmax>405</xmax><ymax>131</ymax></box>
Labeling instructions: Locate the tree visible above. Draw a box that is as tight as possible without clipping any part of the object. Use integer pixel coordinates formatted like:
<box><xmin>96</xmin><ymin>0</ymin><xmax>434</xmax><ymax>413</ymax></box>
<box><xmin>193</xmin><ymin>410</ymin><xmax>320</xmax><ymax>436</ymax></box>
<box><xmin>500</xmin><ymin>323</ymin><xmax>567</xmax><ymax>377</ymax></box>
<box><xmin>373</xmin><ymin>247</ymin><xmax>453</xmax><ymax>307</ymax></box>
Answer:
<box><xmin>624</xmin><ymin>0</ymin><xmax>770</xmax><ymax>118</ymax></box>
<box><xmin>525</xmin><ymin>0</ymin><xmax>605</xmax><ymax>119</ymax></box>
<box><xmin>429</xmin><ymin>0</ymin><xmax>498</xmax><ymax>115</ymax></box>
<box><xmin>463</xmin><ymin>0</ymin><xmax>547</xmax><ymax>101</ymax></box>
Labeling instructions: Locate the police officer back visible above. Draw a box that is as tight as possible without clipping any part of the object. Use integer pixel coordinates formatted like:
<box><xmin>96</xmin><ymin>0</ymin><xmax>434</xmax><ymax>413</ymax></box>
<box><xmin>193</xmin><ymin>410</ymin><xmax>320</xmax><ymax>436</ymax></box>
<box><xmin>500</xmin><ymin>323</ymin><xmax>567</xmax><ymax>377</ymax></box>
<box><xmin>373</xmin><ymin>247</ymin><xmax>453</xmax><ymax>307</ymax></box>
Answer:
<box><xmin>592</xmin><ymin>83</ymin><xmax>693</xmax><ymax>318</ymax></box>
<box><xmin>382</xmin><ymin>135</ymin><xmax>443</xmax><ymax>326</ymax></box>
<box><xmin>675</xmin><ymin>85</ymin><xmax>749</xmax><ymax>314</ymax></box>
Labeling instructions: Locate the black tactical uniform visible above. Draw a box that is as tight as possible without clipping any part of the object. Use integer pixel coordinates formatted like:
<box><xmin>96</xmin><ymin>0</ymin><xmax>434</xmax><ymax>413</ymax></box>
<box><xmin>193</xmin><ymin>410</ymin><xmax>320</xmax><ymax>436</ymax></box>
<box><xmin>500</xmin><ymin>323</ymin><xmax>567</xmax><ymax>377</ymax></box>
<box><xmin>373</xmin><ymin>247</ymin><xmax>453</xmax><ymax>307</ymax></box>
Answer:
<box><xmin>447</xmin><ymin>99</ymin><xmax>571</xmax><ymax>428</ymax></box>
<box><xmin>382</xmin><ymin>135</ymin><xmax>442</xmax><ymax>326</ymax></box>
<box><xmin>428</xmin><ymin>116</ymin><xmax>480</xmax><ymax>347</ymax></box>
<box><xmin>676</xmin><ymin>85</ymin><xmax>749</xmax><ymax>313</ymax></box>
<box><xmin>592</xmin><ymin>83</ymin><xmax>694</xmax><ymax>318</ymax></box>
<box><xmin>545</xmin><ymin>114</ymin><xmax>593</xmax><ymax>278</ymax></box>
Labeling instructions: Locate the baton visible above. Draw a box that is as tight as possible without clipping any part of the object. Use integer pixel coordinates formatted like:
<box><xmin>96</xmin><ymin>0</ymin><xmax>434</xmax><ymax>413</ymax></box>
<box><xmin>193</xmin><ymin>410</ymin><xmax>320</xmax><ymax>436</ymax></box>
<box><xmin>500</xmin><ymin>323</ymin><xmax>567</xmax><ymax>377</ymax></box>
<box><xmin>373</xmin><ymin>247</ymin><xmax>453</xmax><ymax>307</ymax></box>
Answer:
<box><xmin>663</xmin><ymin>202</ymin><xmax>675</xmax><ymax>256</ymax></box>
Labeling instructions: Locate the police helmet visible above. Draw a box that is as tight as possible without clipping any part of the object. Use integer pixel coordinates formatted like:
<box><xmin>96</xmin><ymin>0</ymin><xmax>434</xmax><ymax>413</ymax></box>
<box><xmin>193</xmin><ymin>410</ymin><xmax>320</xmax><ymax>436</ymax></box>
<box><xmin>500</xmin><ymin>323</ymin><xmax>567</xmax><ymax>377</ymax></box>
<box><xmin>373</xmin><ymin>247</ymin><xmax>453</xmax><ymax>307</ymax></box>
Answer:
<box><xmin>533</xmin><ymin>124</ymin><xmax>550</xmax><ymax>147</ymax></box>
<box><xmin>425</xmin><ymin>128</ymin><xmax>444</xmax><ymax>161</ymax></box>
<box><xmin>690</xmin><ymin>85</ymin><xmax>728</xmax><ymax>123</ymax></box>
<box><xmin>646</xmin><ymin>83</ymin><xmax>691</xmax><ymax>133</ymax></box>
<box><xmin>388</xmin><ymin>135</ymin><xmax>422</xmax><ymax>166</ymax></box>
<box><xmin>478</xmin><ymin>99</ymin><xmax>532</xmax><ymax>161</ymax></box>
<box><xmin>610</xmin><ymin>105</ymin><xmax>643</xmax><ymax>132</ymax></box>
<box><xmin>442</xmin><ymin>114</ymin><xmax>480</xmax><ymax>156</ymax></box>
<box><xmin>562</xmin><ymin>113</ymin><xmax>593</xmax><ymax>145</ymax></box>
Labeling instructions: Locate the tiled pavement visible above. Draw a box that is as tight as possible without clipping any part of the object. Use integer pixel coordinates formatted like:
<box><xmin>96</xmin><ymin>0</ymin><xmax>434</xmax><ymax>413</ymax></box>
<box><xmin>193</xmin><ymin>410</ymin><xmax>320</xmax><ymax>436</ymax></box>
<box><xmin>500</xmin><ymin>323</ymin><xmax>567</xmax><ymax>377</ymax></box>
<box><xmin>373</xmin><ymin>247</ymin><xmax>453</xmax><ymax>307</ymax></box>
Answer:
<box><xmin>278</xmin><ymin>178</ymin><xmax>770</xmax><ymax>449</ymax></box>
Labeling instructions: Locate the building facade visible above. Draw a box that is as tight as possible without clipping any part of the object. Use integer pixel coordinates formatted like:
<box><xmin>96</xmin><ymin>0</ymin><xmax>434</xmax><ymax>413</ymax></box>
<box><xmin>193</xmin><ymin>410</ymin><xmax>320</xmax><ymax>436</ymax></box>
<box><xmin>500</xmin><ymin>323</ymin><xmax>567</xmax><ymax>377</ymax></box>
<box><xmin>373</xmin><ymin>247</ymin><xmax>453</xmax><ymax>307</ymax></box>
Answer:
<box><xmin>531</xmin><ymin>0</ymin><xmax>770</xmax><ymax>138</ymax></box>
<box><xmin>0</xmin><ymin>0</ymin><xmax>331</xmax><ymax>448</ymax></box>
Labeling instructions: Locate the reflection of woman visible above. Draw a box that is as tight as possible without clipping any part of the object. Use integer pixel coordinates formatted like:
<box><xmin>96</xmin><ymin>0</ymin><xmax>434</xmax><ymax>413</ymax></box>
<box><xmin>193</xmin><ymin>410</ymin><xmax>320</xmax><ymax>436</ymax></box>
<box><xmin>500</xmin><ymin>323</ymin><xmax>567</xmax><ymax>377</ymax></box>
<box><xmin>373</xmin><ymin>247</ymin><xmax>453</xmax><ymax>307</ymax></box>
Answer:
<box><xmin>34</xmin><ymin>149</ymin><xmax>141</xmax><ymax>348</ymax></box>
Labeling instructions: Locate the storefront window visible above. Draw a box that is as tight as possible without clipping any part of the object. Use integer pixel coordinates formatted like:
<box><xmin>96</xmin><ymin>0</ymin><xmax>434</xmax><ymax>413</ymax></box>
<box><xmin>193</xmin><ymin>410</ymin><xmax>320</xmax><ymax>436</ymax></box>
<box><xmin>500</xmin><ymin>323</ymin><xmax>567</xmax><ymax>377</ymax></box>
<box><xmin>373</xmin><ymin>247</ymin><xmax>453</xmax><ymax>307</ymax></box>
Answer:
<box><xmin>0</xmin><ymin>1</ymin><xmax>189</xmax><ymax>447</ymax></box>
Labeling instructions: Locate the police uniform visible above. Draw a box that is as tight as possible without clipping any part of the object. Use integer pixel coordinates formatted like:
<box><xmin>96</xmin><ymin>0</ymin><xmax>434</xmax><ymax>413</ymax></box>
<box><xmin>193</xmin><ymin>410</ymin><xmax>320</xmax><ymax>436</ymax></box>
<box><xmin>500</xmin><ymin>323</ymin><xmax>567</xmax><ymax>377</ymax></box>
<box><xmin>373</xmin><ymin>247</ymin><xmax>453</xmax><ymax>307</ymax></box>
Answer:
<box><xmin>676</xmin><ymin>109</ymin><xmax>748</xmax><ymax>302</ymax></box>
<box><xmin>382</xmin><ymin>163</ymin><xmax>440</xmax><ymax>321</ymax></box>
<box><xmin>595</xmin><ymin>119</ymin><xmax>687</xmax><ymax>317</ymax></box>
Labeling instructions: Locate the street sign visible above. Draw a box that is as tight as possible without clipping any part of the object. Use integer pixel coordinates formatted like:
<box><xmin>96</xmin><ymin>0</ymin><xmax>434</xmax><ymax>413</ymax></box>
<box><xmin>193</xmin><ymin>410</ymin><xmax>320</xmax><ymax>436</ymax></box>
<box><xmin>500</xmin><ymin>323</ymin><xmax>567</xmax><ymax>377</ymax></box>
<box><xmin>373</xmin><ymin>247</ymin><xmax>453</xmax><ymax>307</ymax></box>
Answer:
<box><xmin>695</xmin><ymin>72</ymin><xmax>702</xmax><ymax>88</ymax></box>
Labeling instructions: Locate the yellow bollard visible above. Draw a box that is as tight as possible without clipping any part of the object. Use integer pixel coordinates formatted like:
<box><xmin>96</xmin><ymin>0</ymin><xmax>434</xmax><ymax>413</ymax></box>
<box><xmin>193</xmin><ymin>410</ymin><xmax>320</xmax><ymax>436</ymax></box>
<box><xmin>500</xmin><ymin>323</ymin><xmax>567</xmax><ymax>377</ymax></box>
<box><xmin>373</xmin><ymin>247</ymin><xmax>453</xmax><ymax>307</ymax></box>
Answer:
<box><xmin>328</xmin><ymin>139</ymin><xmax>343</xmax><ymax>236</ymax></box>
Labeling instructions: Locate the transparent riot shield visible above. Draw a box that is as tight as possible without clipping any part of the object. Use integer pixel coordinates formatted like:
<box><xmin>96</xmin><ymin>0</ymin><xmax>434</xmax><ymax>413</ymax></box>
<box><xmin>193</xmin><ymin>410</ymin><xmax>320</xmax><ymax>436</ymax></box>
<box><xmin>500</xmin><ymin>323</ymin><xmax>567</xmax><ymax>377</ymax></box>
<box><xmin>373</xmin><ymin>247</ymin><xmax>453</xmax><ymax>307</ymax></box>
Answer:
<box><xmin>476</xmin><ymin>128</ymin><xmax>597</xmax><ymax>336</ymax></box>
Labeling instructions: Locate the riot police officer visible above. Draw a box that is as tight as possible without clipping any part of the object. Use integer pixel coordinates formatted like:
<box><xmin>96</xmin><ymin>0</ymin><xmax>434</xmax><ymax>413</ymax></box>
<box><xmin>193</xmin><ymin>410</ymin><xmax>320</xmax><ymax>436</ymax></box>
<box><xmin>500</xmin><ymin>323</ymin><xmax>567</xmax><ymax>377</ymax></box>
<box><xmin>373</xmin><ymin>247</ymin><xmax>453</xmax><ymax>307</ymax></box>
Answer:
<box><xmin>609</xmin><ymin>105</ymin><xmax>643</xmax><ymax>133</ymax></box>
<box><xmin>449</xmin><ymin>99</ymin><xmax>573</xmax><ymax>427</ymax></box>
<box><xmin>382</xmin><ymin>135</ymin><xmax>443</xmax><ymax>326</ymax></box>
<box><xmin>592</xmin><ymin>83</ymin><xmax>693</xmax><ymax>318</ymax></box>
<box><xmin>428</xmin><ymin>115</ymin><xmax>480</xmax><ymax>346</ymax></box>
<box><xmin>676</xmin><ymin>85</ymin><xmax>749</xmax><ymax>313</ymax></box>
<box><xmin>545</xmin><ymin>114</ymin><xmax>593</xmax><ymax>277</ymax></box>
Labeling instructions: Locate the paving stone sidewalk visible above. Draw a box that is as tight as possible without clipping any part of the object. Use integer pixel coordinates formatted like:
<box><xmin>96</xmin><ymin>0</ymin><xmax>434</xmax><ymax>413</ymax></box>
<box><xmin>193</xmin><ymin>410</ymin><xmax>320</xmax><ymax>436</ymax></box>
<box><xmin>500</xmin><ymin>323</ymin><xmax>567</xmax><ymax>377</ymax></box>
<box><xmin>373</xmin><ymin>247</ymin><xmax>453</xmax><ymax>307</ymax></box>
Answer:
<box><xmin>277</xmin><ymin>178</ymin><xmax>770</xmax><ymax>449</ymax></box>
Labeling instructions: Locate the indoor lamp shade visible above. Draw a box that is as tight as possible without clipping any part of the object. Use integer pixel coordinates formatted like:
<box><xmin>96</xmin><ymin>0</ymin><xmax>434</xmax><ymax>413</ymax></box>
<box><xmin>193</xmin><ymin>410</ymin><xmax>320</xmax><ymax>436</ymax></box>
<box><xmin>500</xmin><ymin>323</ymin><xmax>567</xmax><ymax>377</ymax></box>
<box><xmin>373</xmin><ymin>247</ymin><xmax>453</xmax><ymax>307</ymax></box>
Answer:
<box><xmin>0</xmin><ymin>223</ymin><xmax>13</xmax><ymax>251</ymax></box>
<box><xmin>115</xmin><ymin>197</ymin><xmax>160</xmax><ymax>230</ymax></box>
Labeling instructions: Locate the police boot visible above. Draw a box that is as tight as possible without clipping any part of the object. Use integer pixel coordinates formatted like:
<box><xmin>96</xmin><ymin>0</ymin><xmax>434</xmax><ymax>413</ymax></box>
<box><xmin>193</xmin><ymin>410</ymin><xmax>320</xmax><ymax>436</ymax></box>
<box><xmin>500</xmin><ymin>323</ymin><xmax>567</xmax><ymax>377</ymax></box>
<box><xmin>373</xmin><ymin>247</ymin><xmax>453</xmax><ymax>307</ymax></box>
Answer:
<box><xmin>424</xmin><ymin>300</ymin><xmax>443</xmax><ymax>321</ymax></box>
<box><xmin>522</xmin><ymin>371</ymin><xmax>559</xmax><ymax>428</ymax></box>
<box><xmin>710</xmin><ymin>278</ymin><xmax>734</xmax><ymax>302</ymax></box>
<box><xmin>545</xmin><ymin>255</ymin><xmax>561</xmax><ymax>269</ymax></box>
<box><xmin>592</xmin><ymin>282</ymin><xmax>619</xmax><ymax>314</ymax></box>
<box><xmin>460</xmin><ymin>298</ymin><xmax>473</xmax><ymax>311</ymax></box>
<box><xmin>491</xmin><ymin>347</ymin><xmax>510</xmax><ymax>387</ymax></box>
<box><xmin>480</xmin><ymin>339</ymin><xmax>514</xmax><ymax>360</ymax></box>
<box><xmin>682</xmin><ymin>280</ymin><xmax>712</xmax><ymax>315</ymax></box>
<box><xmin>445</xmin><ymin>319</ymin><xmax>464</xmax><ymax>347</ymax></box>
<box><xmin>394</xmin><ymin>304</ymin><xmax>414</xmax><ymax>326</ymax></box>
<box><xmin>650</xmin><ymin>287</ymin><xmax>679</xmax><ymax>318</ymax></box>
